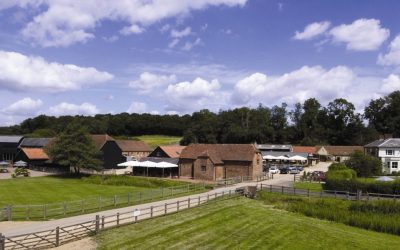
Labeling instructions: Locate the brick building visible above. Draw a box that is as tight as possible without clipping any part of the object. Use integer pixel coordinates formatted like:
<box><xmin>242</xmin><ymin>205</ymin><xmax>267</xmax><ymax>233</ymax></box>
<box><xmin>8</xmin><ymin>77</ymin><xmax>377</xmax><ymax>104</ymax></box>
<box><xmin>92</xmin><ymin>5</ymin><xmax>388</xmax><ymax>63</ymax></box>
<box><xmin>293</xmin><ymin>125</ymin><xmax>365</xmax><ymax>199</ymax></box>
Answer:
<box><xmin>179</xmin><ymin>144</ymin><xmax>262</xmax><ymax>181</ymax></box>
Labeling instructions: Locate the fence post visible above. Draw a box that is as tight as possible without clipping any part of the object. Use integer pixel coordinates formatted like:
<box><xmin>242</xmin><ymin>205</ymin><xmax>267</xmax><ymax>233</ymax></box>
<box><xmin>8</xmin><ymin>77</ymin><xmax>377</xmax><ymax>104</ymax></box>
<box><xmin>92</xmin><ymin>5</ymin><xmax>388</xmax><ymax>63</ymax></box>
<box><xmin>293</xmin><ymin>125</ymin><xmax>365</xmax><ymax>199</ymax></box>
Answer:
<box><xmin>98</xmin><ymin>197</ymin><xmax>101</xmax><ymax>210</ymax></box>
<box><xmin>7</xmin><ymin>205</ymin><xmax>12</xmax><ymax>221</ymax></box>
<box><xmin>95</xmin><ymin>215</ymin><xmax>100</xmax><ymax>233</ymax></box>
<box><xmin>102</xmin><ymin>216</ymin><xmax>105</xmax><ymax>229</ymax></box>
<box><xmin>346</xmin><ymin>191</ymin><xmax>349</xmax><ymax>200</ymax></box>
<box><xmin>0</xmin><ymin>233</ymin><xmax>4</xmax><ymax>250</ymax></box>
<box><xmin>281</xmin><ymin>186</ymin><xmax>284</xmax><ymax>194</ymax></box>
<box><xmin>114</xmin><ymin>195</ymin><xmax>117</xmax><ymax>207</ymax></box>
<box><xmin>164</xmin><ymin>203</ymin><xmax>167</xmax><ymax>215</ymax></box>
<box><xmin>188</xmin><ymin>198</ymin><xmax>190</xmax><ymax>208</ymax></box>
<box><xmin>26</xmin><ymin>206</ymin><xmax>30</xmax><ymax>220</ymax></box>
<box><xmin>55</xmin><ymin>227</ymin><xmax>60</xmax><ymax>247</ymax></box>
<box><xmin>198</xmin><ymin>196</ymin><xmax>201</xmax><ymax>205</ymax></box>
<box><xmin>150</xmin><ymin>206</ymin><xmax>153</xmax><ymax>218</ymax></box>
<box><xmin>162</xmin><ymin>187</ymin><xmax>164</xmax><ymax>198</ymax></box>
<box><xmin>43</xmin><ymin>204</ymin><xmax>47</xmax><ymax>220</ymax></box>
<box><xmin>117</xmin><ymin>212</ymin><xmax>120</xmax><ymax>226</ymax></box>
<box><xmin>177</xmin><ymin>201</ymin><xmax>180</xmax><ymax>211</ymax></box>
<box><xmin>260</xmin><ymin>183</ymin><xmax>263</xmax><ymax>190</ymax></box>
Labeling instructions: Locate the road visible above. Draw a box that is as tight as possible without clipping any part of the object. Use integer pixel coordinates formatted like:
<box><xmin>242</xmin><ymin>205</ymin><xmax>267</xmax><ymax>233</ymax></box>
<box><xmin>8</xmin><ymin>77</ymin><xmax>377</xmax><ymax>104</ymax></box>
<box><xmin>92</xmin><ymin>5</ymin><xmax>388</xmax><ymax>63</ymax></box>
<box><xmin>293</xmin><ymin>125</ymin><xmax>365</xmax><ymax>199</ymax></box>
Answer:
<box><xmin>0</xmin><ymin>162</ymin><xmax>330</xmax><ymax>237</ymax></box>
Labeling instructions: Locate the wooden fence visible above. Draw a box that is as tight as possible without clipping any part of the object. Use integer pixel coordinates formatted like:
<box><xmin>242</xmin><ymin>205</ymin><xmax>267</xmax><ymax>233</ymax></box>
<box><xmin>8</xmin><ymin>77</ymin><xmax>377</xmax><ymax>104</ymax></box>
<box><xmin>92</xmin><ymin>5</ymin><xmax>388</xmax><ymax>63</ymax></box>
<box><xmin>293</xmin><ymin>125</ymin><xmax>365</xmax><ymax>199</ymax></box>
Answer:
<box><xmin>259</xmin><ymin>184</ymin><xmax>400</xmax><ymax>201</ymax></box>
<box><xmin>0</xmin><ymin>190</ymin><xmax>238</xmax><ymax>250</ymax></box>
<box><xmin>0</xmin><ymin>183</ymin><xmax>206</xmax><ymax>222</ymax></box>
<box><xmin>215</xmin><ymin>174</ymin><xmax>270</xmax><ymax>187</ymax></box>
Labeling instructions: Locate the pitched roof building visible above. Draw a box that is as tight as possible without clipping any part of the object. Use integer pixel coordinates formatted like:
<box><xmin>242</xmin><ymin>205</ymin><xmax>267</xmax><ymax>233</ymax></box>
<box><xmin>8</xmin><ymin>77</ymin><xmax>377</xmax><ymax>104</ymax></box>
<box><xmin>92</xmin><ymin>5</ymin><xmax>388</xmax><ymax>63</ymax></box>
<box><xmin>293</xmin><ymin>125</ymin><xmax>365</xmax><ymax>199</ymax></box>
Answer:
<box><xmin>149</xmin><ymin>145</ymin><xmax>186</xmax><ymax>158</ymax></box>
<box><xmin>179</xmin><ymin>144</ymin><xmax>262</xmax><ymax>181</ymax></box>
<box><xmin>115</xmin><ymin>140</ymin><xmax>152</xmax><ymax>159</ymax></box>
<box><xmin>0</xmin><ymin>135</ymin><xmax>24</xmax><ymax>162</ymax></box>
<box><xmin>91</xmin><ymin>135</ymin><xmax>125</xmax><ymax>169</ymax></box>
<box><xmin>364</xmin><ymin>138</ymin><xmax>400</xmax><ymax>174</ymax></box>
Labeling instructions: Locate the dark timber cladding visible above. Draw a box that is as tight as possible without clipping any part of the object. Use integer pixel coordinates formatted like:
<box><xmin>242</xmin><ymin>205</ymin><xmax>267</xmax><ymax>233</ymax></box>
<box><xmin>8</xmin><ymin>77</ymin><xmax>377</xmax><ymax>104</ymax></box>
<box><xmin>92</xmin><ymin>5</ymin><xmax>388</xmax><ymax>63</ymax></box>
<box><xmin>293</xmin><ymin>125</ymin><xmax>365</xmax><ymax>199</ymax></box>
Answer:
<box><xmin>92</xmin><ymin>135</ymin><xmax>125</xmax><ymax>169</ymax></box>
<box><xmin>0</xmin><ymin>135</ymin><xmax>24</xmax><ymax>162</ymax></box>
<box><xmin>179</xmin><ymin>144</ymin><xmax>262</xmax><ymax>181</ymax></box>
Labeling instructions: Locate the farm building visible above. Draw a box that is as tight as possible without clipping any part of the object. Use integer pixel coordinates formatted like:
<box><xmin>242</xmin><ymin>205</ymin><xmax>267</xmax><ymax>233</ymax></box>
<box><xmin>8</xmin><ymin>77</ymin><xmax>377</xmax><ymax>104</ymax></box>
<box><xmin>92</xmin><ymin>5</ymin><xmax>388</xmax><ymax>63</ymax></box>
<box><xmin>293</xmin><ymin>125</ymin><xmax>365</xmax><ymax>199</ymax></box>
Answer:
<box><xmin>92</xmin><ymin>135</ymin><xmax>126</xmax><ymax>169</ymax></box>
<box><xmin>116</xmin><ymin>140</ymin><xmax>152</xmax><ymax>160</ymax></box>
<box><xmin>316</xmin><ymin>146</ymin><xmax>363</xmax><ymax>162</ymax></box>
<box><xmin>149</xmin><ymin>145</ymin><xmax>186</xmax><ymax>158</ymax></box>
<box><xmin>0</xmin><ymin>135</ymin><xmax>24</xmax><ymax>163</ymax></box>
<box><xmin>179</xmin><ymin>144</ymin><xmax>262</xmax><ymax>181</ymax></box>
<box><xmin>15</xmin><ymin>147</ymin><xmax>50</xmax><ymax>167</ymax></box>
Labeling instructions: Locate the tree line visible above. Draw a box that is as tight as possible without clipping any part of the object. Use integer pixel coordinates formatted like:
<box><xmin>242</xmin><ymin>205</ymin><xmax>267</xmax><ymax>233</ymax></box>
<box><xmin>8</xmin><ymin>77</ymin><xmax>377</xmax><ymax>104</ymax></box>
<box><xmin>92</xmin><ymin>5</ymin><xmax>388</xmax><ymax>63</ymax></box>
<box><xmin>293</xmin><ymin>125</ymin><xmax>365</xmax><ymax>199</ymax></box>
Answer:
<box><xmin>1</xmin><ymin>91</ymin><xmax>399</xmax><ymax>146</ymax></box>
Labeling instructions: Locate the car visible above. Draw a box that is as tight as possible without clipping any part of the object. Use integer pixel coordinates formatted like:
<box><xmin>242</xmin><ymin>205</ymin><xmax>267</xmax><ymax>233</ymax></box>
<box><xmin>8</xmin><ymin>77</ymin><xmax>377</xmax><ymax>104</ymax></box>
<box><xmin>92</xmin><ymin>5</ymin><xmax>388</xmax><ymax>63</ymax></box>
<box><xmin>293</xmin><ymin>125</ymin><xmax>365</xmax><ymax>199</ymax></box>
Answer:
<box><xmin>296</xmin><ymin>166</ymin><xmax>304</xmax><ymax>171</ymax></box>
<box><xmin>289</xmin><ymin>167</ymin><xmax>300</xmax><ymax>174</ymax></box>
<box><xmin>279</xmin><ymin>167</ymin><xmax>290</xmax><ymax>174</ymax></box>
<box><xmin>269</xmin><ymin>166</ymin><xmax>280</xmax><ymax>174</ymax></box>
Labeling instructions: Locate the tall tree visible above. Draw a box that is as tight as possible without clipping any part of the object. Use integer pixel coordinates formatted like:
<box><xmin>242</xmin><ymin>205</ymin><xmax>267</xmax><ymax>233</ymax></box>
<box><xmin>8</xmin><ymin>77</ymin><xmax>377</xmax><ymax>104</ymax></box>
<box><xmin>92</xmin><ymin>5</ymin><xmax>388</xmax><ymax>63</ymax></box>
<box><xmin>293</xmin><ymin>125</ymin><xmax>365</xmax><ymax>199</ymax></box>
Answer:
<box><xmin>47</xmin><ymin>121</ymin><xmax>102</xmax><ymax>174</ymax></box>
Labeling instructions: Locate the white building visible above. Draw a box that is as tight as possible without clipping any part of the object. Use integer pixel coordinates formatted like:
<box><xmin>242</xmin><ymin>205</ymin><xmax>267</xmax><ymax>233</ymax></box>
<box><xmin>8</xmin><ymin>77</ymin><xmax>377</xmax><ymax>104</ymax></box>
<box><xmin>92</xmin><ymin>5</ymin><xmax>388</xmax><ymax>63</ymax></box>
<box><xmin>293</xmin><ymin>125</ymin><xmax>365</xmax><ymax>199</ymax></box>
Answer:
<box><xmin>364</xmin><ymin>138</ymin><xmax>400</xmax><ymax>174</ymax></box>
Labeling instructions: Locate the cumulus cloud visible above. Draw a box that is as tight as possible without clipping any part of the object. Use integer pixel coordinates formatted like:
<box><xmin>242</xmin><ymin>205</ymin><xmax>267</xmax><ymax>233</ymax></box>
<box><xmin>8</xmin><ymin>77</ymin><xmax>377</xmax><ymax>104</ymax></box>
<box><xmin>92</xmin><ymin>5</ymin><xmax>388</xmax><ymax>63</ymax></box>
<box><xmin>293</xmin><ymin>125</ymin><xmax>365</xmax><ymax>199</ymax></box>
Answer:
<box><xmin>378</xmin><ymin>35</ymin><xmax>400</xmax><ymax>66</ymax></box>
<box><xmin>293</xmin><ymin>21</ymin><xmax>331</xmax><ymax>40</ymax></box>
<box><xmin>380</xmin><ymin>74</ymin><xmax>400</xmax><ymax>93</ymax></box>
<box><xmin>329</xmin><ymin>18</ymin><xmax>389</xmax><ymax>51</ymax></box>
<box><xmin>165</xmin><ymin>77</ymin><xmax>229</xmax><ymax>112</ymax></box>
<box><xmin>170</xmin><ymin>27</ymin><xmax>192</xmax><ymax>38</ymax></box>
<box><xmin>3</xmin><ymin>0</ymin><xmax>247</xmax><ymax>47</ymax></box>
<box><xmin>1</xmin><ymin>97</ymin><xmax>43</xmax><ymax>116</ymax></box>
<box><xmin>48</xmin><ymin>102</ymin><xmax>99</xmax><ymax>116</ymax></box>
<box><xmin>129</xmin><ymin>72</ymin><xmax>177</xmax><ymax>94</ymax></box>
<box><xmin>0</xmin><ymin>50</ymin><xmax>113</xmax><ymax>92</ymax></box>
<box><xmin>232</xmin><ymin>65</ymin><xmax>383</xmax><ymax>110</ymax></box>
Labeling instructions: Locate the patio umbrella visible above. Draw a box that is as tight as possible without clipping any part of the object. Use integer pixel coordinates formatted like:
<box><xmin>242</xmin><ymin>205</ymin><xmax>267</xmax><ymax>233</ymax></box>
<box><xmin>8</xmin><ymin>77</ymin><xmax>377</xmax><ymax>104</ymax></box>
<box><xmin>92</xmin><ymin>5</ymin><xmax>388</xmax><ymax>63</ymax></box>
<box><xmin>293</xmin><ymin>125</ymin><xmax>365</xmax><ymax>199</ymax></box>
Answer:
<box><xmin>117</xmin><ymin>160</ymin><xmax>140</xmax><ymax>167</ymax></box>
<box><xmin>376</xmin><ymin>176</ymin><xmax>395</xmax><ymax>182</ymax></box>
<box><xmin>289</xmin><ymin>155</ymin><xmax>308</xmax><ymax>161</ymax></box>
<box><xmin>0</xmin><ymin>161</ymin><xmax>9</xmax><ymax>166</ymax></box>
<box><xmin>263</xmin><ymin>155</ymin><xmax>278</xmax><ymax>160</ymax></box>
<box><xmin>14</xmin><ymin>160</ymin><xmax>27</xmax><ymax>167</ymax></box>
<box><xmin>158</xmin><ymin>161</ymin><xmax>178</xmax><ymax>177</ymax></box>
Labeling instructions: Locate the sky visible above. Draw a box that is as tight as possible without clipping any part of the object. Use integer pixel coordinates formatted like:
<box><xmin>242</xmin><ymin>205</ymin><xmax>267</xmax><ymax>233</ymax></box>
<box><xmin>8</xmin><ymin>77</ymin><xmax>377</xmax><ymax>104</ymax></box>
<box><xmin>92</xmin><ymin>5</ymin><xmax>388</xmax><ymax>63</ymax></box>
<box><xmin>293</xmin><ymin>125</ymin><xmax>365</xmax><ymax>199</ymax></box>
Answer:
<box><xmin>0</xmin><ymin>0</ymin><xmax>400</xmax><ymax>126</ymax></box>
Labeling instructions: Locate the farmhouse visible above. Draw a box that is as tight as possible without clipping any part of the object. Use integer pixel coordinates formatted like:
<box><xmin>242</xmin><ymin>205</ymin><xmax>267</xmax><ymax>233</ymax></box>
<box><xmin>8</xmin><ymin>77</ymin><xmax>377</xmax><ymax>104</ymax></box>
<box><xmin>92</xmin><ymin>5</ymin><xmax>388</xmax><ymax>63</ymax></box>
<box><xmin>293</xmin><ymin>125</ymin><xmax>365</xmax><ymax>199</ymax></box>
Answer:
<box><xmin>179</xmin><ymin>144</ymin><xmax>262</xmax><ymax>181</ymax></box>
<box><xmin>115</xmin><ymin>140</ymin><xmax>152</xmax><ymax>160</ymax></box>
<box><xmin>92</xmin><ymin>135</ymin><xmax>126</xmax><ymax>169</ymax></box>
<box><xmin>149</xmin><ymin>145</ymin><xmax>186</xmax><ymax>158</ymax></box>
<box><xmin>364</xmin><ymin>138</ymin><xmax>400</xmax><ymax>174</ymax></box>
<box><xmin>316</xmin><ymin>146</ymin><xmax>363</xmax><ymax>162</ymax></box>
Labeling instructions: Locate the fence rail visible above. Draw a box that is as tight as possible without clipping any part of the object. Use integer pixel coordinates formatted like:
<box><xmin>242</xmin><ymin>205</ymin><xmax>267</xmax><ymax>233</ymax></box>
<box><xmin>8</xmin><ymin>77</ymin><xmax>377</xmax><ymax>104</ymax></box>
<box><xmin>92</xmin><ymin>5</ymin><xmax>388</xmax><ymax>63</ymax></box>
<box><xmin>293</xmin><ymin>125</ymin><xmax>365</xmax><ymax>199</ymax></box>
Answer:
<box><xmin>0</xmin><ymin>190</ymin><xmax>239</xmax><ymax>250</ymax></box>
<box><xmin>259</xmin><ymin>184</ymin><xmax>400</xmax><ymax>201</ymax></box>
<box><xmin>0</xmin><ymin>183</ymin><xmax>206</xmax><ymax>222</ymax></box>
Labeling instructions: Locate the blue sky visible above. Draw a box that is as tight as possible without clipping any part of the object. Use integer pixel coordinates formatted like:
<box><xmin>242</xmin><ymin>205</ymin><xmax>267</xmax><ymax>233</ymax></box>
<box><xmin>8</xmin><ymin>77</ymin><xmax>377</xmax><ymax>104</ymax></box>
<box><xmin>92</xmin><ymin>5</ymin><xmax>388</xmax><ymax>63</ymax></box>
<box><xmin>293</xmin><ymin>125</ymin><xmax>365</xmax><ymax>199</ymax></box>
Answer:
<box><xmin>0</xmin><ymin>0</ymin><xmax>400</xmax><ymax>125</ymax></box>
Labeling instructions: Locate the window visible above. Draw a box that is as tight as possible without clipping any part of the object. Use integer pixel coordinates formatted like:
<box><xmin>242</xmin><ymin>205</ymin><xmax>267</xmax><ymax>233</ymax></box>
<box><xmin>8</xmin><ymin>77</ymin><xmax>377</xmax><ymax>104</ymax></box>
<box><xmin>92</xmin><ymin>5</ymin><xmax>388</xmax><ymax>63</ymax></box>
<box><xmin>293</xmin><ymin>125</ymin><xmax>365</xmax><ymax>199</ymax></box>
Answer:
<box><xmin>386</xmin><ymin>150</ymin><xmax>394</xmax><ymax>156</ymax></box>
<box><xmin>201</xmin><ymin>166</ymin><xmax>207</xmax><ymax>172</ymax></box>
<box><xmin>392</xmin><ymin>162</ymin><xmax>398</xmax><ymax>169</ymax></box>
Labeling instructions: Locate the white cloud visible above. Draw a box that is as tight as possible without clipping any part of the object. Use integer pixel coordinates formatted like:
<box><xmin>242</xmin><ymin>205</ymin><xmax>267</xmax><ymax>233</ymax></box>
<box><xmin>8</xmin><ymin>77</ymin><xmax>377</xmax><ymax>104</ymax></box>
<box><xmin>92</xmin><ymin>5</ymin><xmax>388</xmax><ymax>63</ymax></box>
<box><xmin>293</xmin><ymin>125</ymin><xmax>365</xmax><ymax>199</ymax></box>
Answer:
<box><xmin>0</xmin><ymin>50</ymin><xmax>113</xmax><ymax>92</ymax></box>
<box><xmin>168</xmin><ymin>39</ymin><xmax>180</xmax><ymax>48</ymax></box>
<box><xmin>329</xmin><ymin>18</ymin><xmax>389</xmax><ymax>51</ymax></box>
<box><xmin>160</xmin><ymin>24</ymin><xmax>171</xmax><ymax>33</ymax></box>
<box><xmin>293</xmin><ymin>21</ymin><xmax>331</xmax><ymax>40</ymax></box>
<box><xmin>380</xmin><ymin>74</ymin><xmax>400</xmax><ymax>93</ymax></box>
<box><xmin>170</xmin><ymin>27</ymin><xmax>192</xmax><ymax>38</ymax></box>
<box><xmin>48</xmin><ymin>102</ymin><xmax>99</xmax><ymax>116</ymax></box>
<box><xmin>165</xmin><ymin>77</ymin><xmax>228</xmax><ymax>112</ymax></box>
<box><xmin>127</xmin><ymin>101</ymin><xmax>148</xmax><ymax>114</ymax></box>
<box><xmin>378</xmin><ymin>35</ymin><xmax>400</xmax><ymax>66</ymax></box>
<box><xmin>129</xmin><ymin>72</ymin><xmax>177</xmax><ymax>94</ymax></box>
<box><xmin>182</xmin><ymin>38</ymin><xmax>202</xmax><ymax>51</ymax></box>
<box><xmin>3</xmin><ymin>0</ymin><xmax>247</xmax><ymax>47</ymax></box>
<box><xmin>1</xmin><ymin>97</ymin><xmax>43</xmax><ymax>116</ymax></box>
<box><xmin>103</xmin><ymin>35</ymin><xmax>119</xmax><ymax>43</ymax></box>
<box><xmin>232</xmin><ymin>65</ymin><xmax>382</xmax><ymax>110</ymax></box>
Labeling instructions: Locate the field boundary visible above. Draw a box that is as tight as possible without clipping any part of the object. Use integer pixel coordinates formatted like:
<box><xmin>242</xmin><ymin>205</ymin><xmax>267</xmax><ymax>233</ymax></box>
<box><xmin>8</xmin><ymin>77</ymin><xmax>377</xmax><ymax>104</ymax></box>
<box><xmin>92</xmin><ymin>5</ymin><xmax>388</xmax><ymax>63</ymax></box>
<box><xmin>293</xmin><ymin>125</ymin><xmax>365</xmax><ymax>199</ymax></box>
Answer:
<box><xmin>0</xmin><ymin>183</ymin><xmax>206</xmax><ymax>222</ymax></box>
<box><xmin>0</xmin><ymin>190</ymin><xmax>239</xmax><ymax>250</ymax></box>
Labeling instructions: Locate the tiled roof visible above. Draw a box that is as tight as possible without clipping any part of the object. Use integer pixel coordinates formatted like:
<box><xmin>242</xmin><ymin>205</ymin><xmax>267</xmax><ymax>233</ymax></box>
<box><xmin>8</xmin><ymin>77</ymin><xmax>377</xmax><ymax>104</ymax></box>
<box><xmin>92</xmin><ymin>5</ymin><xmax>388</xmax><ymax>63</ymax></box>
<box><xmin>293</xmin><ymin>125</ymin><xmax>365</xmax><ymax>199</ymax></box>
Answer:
<box><xmin>261</xmin><ymin>151</ymin><xmax>308</xmax><ymax>158</ymax></box>
<box><xmin>116</xmin><ymin>140</ymin><xmax>151</xmax><ymax>152</ymax></box>
<box><xmin>91</xmin><ymin>134</ymin><xmax>115</xmax><ymax>150</ymax></box>
<box><xmin>21</xmin><ymin>148</ymin><xmax>49</xmax><ymax>160</ymax></box>
<box><xmin>317</xmin><ymin>146</ymin><xmax>363</xmax><ymax>156</ymax></box>
<box><xmin>365</xmin><ymin>138</ymin><xmax>400</xmax><ymax>148</ymax></box>
<box><xmin>20</xmin><ymin>138</ymin><xmax>53</xmax><ymax>148</ymax></box>
<box><xmin>180</xmin><ymin>144</ymin><xmax>258</xmax><ymax>162</ymax></box>
<box><xmin>292</xmin><ymin>146</ymin><xmax>316</xmax><ymax>154</ymax></box>
<box><xmin>0</xmin><ymin>135</ymin><xmax>24</xmax><ymax>143</ymax></box>
<box><xmin>159</xmin><ymin>145</ymin><xmax>186</xmax><ymax>158</ymax></box>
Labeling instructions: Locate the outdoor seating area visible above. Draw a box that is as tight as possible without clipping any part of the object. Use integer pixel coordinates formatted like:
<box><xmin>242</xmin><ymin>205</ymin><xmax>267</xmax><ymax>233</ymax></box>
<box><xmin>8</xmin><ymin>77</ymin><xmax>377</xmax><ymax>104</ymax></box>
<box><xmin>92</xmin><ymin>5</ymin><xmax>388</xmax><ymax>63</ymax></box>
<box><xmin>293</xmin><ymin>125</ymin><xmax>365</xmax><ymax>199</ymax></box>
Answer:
<box><xmin>117</xmin><ymin>159</ymin><xmax>179</xmax><ymax>178</ymax></box>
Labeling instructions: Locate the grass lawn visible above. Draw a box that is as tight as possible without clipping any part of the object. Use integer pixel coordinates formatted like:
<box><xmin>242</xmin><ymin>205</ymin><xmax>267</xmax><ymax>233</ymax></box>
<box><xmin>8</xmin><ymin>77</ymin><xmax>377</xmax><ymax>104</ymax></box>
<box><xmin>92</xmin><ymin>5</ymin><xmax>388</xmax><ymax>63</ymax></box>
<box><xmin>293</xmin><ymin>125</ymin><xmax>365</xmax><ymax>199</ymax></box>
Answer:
<box><xmin>132</xmin><ymin>135</ymin><xmax>182</xmax><ymax>149</ymax></box>
<box><xmin>95</xmin><ymin>197</ymin><xmax>400</xmax><ymax>250</ymax></box>
<box><xmin>0</xmin><ymin>176</ymin><xmax>191</xmax><ymax>206</ymax></box>
<box><xmin>293</xmin><ymin>182</ymin><xmax>323</xmax><ymax>191</ymax></box>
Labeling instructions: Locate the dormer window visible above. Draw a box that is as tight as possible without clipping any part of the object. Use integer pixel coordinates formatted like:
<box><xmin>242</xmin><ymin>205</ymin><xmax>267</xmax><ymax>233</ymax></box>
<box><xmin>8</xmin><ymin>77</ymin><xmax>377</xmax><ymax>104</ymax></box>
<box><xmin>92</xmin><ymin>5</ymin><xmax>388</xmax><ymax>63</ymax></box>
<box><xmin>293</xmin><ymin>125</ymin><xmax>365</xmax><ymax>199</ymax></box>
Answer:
<box><xmin>386</xmin><ymin>150</ymin><xmax>394</xmax><ymax>156</ymax></box>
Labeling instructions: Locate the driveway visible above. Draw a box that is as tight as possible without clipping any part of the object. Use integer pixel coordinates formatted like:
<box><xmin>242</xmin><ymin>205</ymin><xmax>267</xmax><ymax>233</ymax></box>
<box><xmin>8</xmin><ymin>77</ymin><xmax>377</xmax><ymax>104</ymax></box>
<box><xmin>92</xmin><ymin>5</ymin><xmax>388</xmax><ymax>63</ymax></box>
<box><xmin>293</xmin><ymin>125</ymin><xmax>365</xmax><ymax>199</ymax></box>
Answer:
<box><xmin>0</xmin><ymin>162</ymin><xmax>331</xmax><ymax>237</ymax></box>
<box><xmin>0</xmin><ymin>167</ymin><xmax>55</xmax><ymax>179</ymax></box>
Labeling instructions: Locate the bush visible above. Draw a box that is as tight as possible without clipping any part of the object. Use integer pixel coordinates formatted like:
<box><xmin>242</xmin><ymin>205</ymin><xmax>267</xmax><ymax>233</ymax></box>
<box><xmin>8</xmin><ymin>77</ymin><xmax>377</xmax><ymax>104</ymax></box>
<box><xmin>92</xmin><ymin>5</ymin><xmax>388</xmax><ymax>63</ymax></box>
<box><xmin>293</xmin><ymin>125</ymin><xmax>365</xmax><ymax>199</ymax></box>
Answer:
<box><xmin>345</xmin><ymin>150</ymin><xmax>382</xmax><ymax>177</ymax></box>
<box><xmin>13</xmin><ymin>167</ymin><xmax>30</xmax><ymax>177</ymax></box>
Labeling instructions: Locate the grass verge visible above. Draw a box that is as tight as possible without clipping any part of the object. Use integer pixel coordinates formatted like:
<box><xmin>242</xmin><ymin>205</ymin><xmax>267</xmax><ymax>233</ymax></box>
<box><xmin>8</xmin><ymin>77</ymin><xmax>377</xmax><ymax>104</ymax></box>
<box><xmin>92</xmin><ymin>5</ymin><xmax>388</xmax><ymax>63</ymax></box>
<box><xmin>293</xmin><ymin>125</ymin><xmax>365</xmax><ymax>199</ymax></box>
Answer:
<box><xmin>293</xmin><ymin>182</ymin><xmax>323</xmax><ymax>191</ymax></box>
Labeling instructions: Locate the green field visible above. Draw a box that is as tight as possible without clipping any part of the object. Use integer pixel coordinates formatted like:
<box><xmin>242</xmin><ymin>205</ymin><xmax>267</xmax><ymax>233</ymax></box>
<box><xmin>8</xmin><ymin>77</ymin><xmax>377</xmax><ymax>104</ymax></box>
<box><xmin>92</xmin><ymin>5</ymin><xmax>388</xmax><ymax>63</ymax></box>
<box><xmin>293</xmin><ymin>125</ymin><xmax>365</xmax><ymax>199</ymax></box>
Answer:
<box><xmin>0</xmin><ymin>176</ymin><xmax>190</xmax><ymax>206</ymax></box>
<box><xmin>293</xmin><ymin>182</ymin><xmax>323</xmax><ymax>191</ymax></box>
<box><xmin>95</xmin><ymin>197</ymin><xmax>400</xmax><ymax>250</ymax></box>
<box><xmin>132</xmin><ymin>135</ymin><xmax>182</xmax><ymax>148</ymax></box>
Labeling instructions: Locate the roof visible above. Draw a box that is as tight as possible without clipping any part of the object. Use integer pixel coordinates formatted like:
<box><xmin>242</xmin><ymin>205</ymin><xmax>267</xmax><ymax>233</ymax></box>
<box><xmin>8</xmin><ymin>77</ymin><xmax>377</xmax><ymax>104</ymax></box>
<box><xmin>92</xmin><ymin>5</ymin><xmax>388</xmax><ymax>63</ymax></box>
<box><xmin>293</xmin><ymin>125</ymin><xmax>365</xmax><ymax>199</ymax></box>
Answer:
<box><xmin>261</xmin><ymin>151</ymin><xmax>308</xmax><ymax>158</ymax></box>
<box><xmin>180</xmin><ymin>144</ymin><xmax>259</xmax><ymax>162</ymax></box>
<box><xmin>158</xmin><ymin>145</ymin><xmax>186</xmax><ymax>158</ymax></box>
<box><xmin>91</xmin><ymin>134</ymin><xmax>115</xmax><ymax>150</ymax></box>
<box><xmin>292</xmin><ymin>146</ymin><xmax>316</xmax><ymax>154</ymax></box>
<box><xmin>365</xmin><ymin>138</ymin><xmax>400</xmax><ymax>148</ymax></box>
<box><xmin>20</xmin><ymin>138</ymin><xmax>53</xmax><ymax>148</ymax></box>
<box><xmin>140</xmin><ymin>157</ymin><xmax>179</xmax><ymax>165</ymax></box>
<box><xmin>256</xmin><ymin>144</ymin><xmax>292</xmax><ymax>151</ymax></box>
<box><xmin>116</xmin><ymin>140</ymin><xmax>151</xmax><ymax>152</ymax></box>
<box><xmin>21</xmin><ymin>148</ymin><xmax>49</xmax><ymax>160</ymax></box>
<box><xmin>0</xmin><ymin>135</ymin><xmax>24</xmax><ymax>143</ymax></box>
<box><xmin>317</xmin><ymin>146</ymin><xmax>363</xmax><ymax>156</ymax></box>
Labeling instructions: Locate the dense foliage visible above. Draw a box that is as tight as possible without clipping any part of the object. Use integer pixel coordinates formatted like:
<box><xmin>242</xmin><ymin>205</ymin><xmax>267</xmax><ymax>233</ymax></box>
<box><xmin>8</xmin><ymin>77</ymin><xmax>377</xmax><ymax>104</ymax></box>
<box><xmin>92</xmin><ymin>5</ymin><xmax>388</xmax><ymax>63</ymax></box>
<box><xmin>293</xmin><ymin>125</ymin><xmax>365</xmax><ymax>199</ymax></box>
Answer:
<box><xmin>1</xmin><ymin>91</ymin><xmax>400</xmax><ymax>145</ymax></box>
<box><xmin>259</xmin><ymin>192</ymin><xmax>400</xmax><ymax>235</ymax></box>
<box><xmin>46</xmin><ymin>121</ymin><xmax>102</xmax><ymax>174</ymax></box>
<box><xmin>345</xmin><ymin>150</ymin><xmax>382</xmax><ymax>177</ymax></box>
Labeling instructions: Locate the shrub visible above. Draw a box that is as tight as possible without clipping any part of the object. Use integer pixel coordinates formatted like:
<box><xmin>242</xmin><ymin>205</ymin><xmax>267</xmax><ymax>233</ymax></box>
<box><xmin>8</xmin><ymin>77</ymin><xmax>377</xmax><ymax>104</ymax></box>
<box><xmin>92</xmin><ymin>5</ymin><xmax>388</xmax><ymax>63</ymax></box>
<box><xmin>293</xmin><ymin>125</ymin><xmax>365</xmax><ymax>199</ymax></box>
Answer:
<box><xmin>345</xmin><ymin>150</ymin><xmax>382</xmax><ymax>177</ymax></box>
<box><xmin>13</xmin><ymin>167</ymin><xmax>30</xmax><ymax>177</ymax></box>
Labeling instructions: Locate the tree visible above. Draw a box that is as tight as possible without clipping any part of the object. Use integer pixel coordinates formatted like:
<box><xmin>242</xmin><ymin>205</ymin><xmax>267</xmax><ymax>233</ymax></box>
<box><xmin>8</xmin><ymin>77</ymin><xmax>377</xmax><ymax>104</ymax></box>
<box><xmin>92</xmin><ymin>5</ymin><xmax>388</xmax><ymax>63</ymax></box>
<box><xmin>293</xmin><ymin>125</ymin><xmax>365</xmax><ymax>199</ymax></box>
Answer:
<box><xmin>47</xmin><ymin>121</ymin><xmax>102</xmax><ymax>174</ymax></box>
<box><xmin>345</xmin><ymin>150</ymin><xmax>382</xmax><ymax>177</ymax></box>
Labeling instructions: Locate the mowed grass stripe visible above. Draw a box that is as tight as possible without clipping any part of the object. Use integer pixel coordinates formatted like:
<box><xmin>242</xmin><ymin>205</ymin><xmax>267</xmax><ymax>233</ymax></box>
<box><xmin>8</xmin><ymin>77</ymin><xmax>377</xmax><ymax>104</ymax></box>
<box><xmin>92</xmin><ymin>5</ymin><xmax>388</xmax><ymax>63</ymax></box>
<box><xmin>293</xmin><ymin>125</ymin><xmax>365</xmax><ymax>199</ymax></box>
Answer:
<box><xmin>96</xmin><ymin>197</ymin><xmax>400</xmax><ymax>250</ymax></box>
